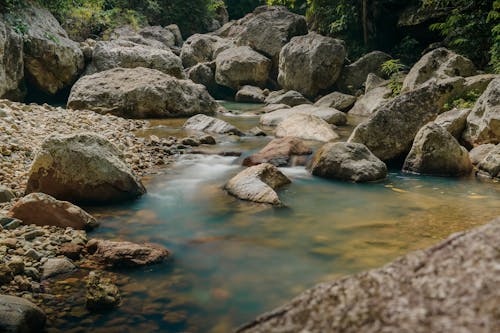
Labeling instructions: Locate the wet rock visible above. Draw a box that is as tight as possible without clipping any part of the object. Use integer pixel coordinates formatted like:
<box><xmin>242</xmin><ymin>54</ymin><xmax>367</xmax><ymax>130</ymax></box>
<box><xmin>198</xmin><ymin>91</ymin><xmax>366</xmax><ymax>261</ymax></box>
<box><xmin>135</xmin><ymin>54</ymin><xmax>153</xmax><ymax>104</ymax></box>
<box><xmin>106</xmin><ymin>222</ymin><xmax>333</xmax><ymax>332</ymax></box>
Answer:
<box><xmin>403</xmin><ymin>123</ymin><xmax>472</xmax><ymax>176</ymax></box>
<box><xmin>337</xmin><ymin>51</ymin><xmax>392</xmax><ymax>93</ymax></box>
<box><xmin>68</xmin><ymin>67</ymin><xmax>218</xmax><ymax>118</ymax></box>
<box><xmin>236</xmin><ymin>86</ymin><xmax>266</xmax><ymax>103</ymax></box>
<box><xmin>183</xmin><ymin>114</ymin><xmax>243</xmax><ymax>135</ymax></box>
<box><xmin>0</xmin><ymin>21</ymin><xmax>24</xmax><ymax>100</ymax></box>
<box><xmin>260</xmin><ymin>105</ymin><xmax>346</xmax><ymax>127</ymax></box>
<box><xmin>237</xmin><ymin>218</ymin><xmax>500</xmax><ymax>333</ymax></box>
<box><xmin>225</xmin><ymin>163</ymin><xmax>291</xmax><ymax>206</ymax></box>
<box><xmin>243</xmin><ymin>137</ymin><xmax>312</xmax><ymax>167</ymax></box>
<box><xmin>180</xmin><ymin>34</ymin><xmax>232</xmax><ymax>68</ymax></box>
<box><xmin>215</xmin><ymin>46</ymin><xmax>271</xmax><ymax>90</ymax></box>
<box><xmin>181</xmin><ymin>137</ymin><xmax>200</xmax><ymax>147</ymax></box>
<box><xmin>9</xmin><ymin>193</ymin><xmax>99</xmax><ymax>230</ymax></box>
<box><xmin>58</xmin><ymin>243</ymin><xmax>84</xmax><ymax>260</ymax></box>
<box><xmin>42</xmin><ymin>258</ymin><xmax>76</xmax><ymax>280</ymax></box>
<box><xmin>26</xmin><ymin>132</ymin><xmax>146</xmax><ymax>204</ymax></box>
<box><xmin>462</xmin><ymin>78</ymin><xmax>500</xmax><ymax>147</ymax></box>
<box><xmin>348</xmin><ymin>83</ymin><xmax>392</xmax><ymax>117</ymax></box>
<box><xmin>278</xmin><ymin>32</ymin><xmax>346</xmax><ymax>98</ymax></box>
<box><xmin>86</xmin><ymin>239</ymin><xmax>170</xmax><ymax>267</ymax></box>
<box><xmin>264</xmin><ymin>90</ymin><xmax>311</xmax><ymax>107</ymax></box>
<box><xmin>247</xmin><ymin>127</ymin><xmax>267</xmax><ymax>137</ymax></box>
<box><xmin>0</xmin><ymin>185</ymin><xmax>15</xmax><ymax>203</ymax></box>
<box><xmin>0</xmin><ymin>295</ymin><xmax>46</xmax><ymax>333</ymax></box>
<box><xmin>469</xmin><ymin>144</ymin><xmax>496</xmax><ymax>165</ymax></box>
<box><xmin>477</xmin><ymin>144</ymin><xmax>499</xmax><ymax>179</ymax></box>
<box><xmin>310</xmin><ymin>142</ymin><xmax>387</xmax><ymax>182</ymax></box>
<box><xmin>86</xmin><ymin>271</ymin><xmax>121</xmax><ymax>312</ymax></box>
<box><xmin>434</xmin><ymin>108</ymin><xmax>471</xmax><ymax>139</ymax></box>
<box><xmin>198</xmin><ymin>135</ymin><xmax>216</xmax><ymax>145</ymax></box>
<box><xmin>275</xmin><ymin>114</ymin><xmax>339</xmax><ymax>142</ymax></box>
<box><xmin>314</xmin><ymin>92</ymin><xmax>356</xmax><ymax>112</ymax></box>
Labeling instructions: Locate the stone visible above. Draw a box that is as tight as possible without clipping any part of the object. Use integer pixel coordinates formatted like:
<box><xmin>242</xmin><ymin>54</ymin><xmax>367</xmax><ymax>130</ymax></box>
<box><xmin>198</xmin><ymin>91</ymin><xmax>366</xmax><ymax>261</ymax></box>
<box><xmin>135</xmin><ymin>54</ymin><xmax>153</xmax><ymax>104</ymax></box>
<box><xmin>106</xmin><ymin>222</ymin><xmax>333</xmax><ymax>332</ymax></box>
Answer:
<box><xmin>477</xmin><ymin>144</ymin><xmax>500</xmax><ymax>179</ymax></box>
<box><xmin>462</xmin><ymin>78</ymin><xmax>500</xmax><ymax>147</ymax></box>
<box><xmin>434</xmin><ymin>108</ymin><xmax>471</xmax><ymax>139</ymax></box>
<box><xmin>180</xmin><ymin>34</ymin><xmax>232</xmax><ymax>68</ymax></box>
<box><xmin>364</xmin><ymin>73</ymin><xmax>388</xmax><ymax>93</ymax></box>
<box><xmin>0</xmin><ymin>265</ymin><xmax>13</xmax><ymax>285</ymax></box>
<box><xmin>186</xmin><ymin>61</ymin><xmax>226</xmax><ymax>99</ymax></box>
<box><xmin>402</xmin><ymin>48</ymin><xmax>476</xmax><ymax>92</ymax></box>
<box><xmin>278</xmin><ymin>32</ymin><xmax>346</xmax><ymax>98</ymax></box>
<box><xmin>198</xmin><ymin>135</ymin><xmax>217</xmax><ymax>145</ymax></box>
<box><xmin>348</xmin><ymin>84</ymin><xmax>392</xmax><ymax>117</ymax></box>
<box><xmin>42</xmin><ymin>258</ymin><xmax>76</xmax><ymax>279</ymax></box>
<box><xmin>259</xmin><ymin>103</ymin><xmax>291</xmax><ymax>114</ymax></box>
<box><xmin>68</xmin><ymin>67</ymin><xmax>218</xmax><ymax>118</ymax></box>
<box><xmin>6</xmin><ymin>256</ymin><xmax>24</xmax><ymax>275</ymax></box>
<box><xmin>264</xmin><ymin>90</ymin><xmax>311</xmax><ymax>107</ymax></box>
<box><xmin>181</xmin><ymin>137</ymin><xmax>200</xmax><ymax>147</ymax></box>
<box><xmin>109</xmin><ymin>25</ymin><xmax>178</xmax><ymax>50</ymax></box>
<box><xmin>337</xmin><ymin>51</ymin><xmax>392</xmax><ymax>93</ymax></box>
<box><xmin>260</xmin><ymin>104</ymin><xmax>347</xmax><ymax>127</ymax></box>
<box><xmin>26</xmin><ymin>132</ymin><xmax>146</xmax><ymax>204</ymax></box>
<box><xmin>183</xmin><ymin>114</ymin><xmax>243</xmax><ymax>135</ymax></box>
<box><xmin>86</xmin><ymin>239</ymin><xmax>170</xmax><ymax>267</ymax></box>
<box><xmin>86</xmin><ymin>40</ymin><xmax>184</xmax><ymax>78</ymax></box>
<box><xmin>215</xmin><ymin>46</ymin><xmax>271</xmax><ymax>90</ymax></box>
<box><xmin>243</xmin><ymin>137</ymin><xmax>312</xmax><ymax>167</ymax></box>
<box><xmin>247</xmin><ymin>127</ymin><xmax>267</xmax><ymax>137</ymax></box>
<box><xmin>275</xmin><ymin>114</ymin><xmax>339</xmax><ymax>142</ymax></box>
<box><xmin>314</xmin><ymin>92</ymin><xmax>356</xmax><ymax>112</ymax></box>
<box><xmin>0</xmin><ymin>21</ymin><xmax>24</xmax><ymax>100</ymax></box>
<box><xmin>310</xmin><ymin>142</ymin><xmax>387</xmax><ymax>182</ymax></box>
<box><xmin>236</xmin><ymin>85</ymin><xmax>266</xmax><ymax>103</ymax></box>
<box><xmin>86</xmin><ymin>271</ymin><xmax>121</xmax><ymax>312</ymax></box>
<box><xmin>0</xmin><ymin>295</ymin><xmax>46</xmax><ymax>333</ymax></box>
<box><xmin>403</xmin><ymin>123</ymin><xmax>472</xmax><ymax>176</ymax></box>
<box><xmin>224</xmin><ymin>163</ymin><xmax>291</xmax><ymax>205</ymax></box>
<box><xmin>58</xmin><ymin>243</ymin><xmax>84</xmax><ymax>260</ymax></box>
<box><xmin>237</xmin><ymin>218</ymin><xmax>500</xmax><ymax>333</ymax></box>
<box><xmin>0</xmin><ymin>185</ymin><xmax>15</xmax><ymax>203</ymax></box>
<box><xmin>469</xmin><ymin>144</ymin><xmax>496</xmax><ymax>165</ymax></box>
<box><xmin>9</xmin><ymin>193</ymin><xmax>99</xmax><ymax>230</ymax></box>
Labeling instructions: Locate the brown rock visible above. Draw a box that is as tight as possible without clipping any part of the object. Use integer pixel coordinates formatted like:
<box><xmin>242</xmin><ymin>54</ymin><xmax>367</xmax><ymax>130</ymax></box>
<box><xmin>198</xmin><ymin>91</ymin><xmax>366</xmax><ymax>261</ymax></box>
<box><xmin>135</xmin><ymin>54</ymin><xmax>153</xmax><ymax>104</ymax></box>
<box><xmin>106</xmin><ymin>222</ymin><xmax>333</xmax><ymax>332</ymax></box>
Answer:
<box><xmin>243</xmin><ymin>137</ymin><xmax>312</xmax><ymax>167</ymax></box>
<box><xmin>58</xmin><ymin>243</ymin><xmax>84</xmax><ymax>260</ymax></box>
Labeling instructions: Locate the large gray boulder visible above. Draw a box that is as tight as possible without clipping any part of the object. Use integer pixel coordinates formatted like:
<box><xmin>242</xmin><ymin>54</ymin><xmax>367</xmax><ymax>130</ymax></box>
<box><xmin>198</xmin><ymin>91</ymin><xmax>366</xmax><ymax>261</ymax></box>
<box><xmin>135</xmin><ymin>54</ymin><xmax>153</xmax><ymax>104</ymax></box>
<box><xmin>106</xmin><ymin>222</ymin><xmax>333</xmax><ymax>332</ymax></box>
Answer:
<box><xmin>0</xmin><ymin>295</ymin><xmax>46</xmax><ymax>333</ymax></box>
<box><xmin>462</xmin><ymin>78</ymin><xmax>500</xmax><ymax>147</ymax></box>
<box><xmin>186</xmin><ymin>62</ymin><xmax>220</xmax><ymax>97</ymax></box>
<box><xmin>183</xmin><ymin>114</ymin><xmax>243</xmax><ymax>135</ymax></box>
<box><xmin>310</xmin><ymin>142</ymin><xmax>387</xmax><ymax>182</ymax></box>
<box><xmin>68</xmin><ymin>67</ymin><xmax>218</xmax><ymax>118</ymax></box>
<box><xmin>278</xmin><ymin>33</ymin><xmax>346</xmax><ymax>98</ymax></box>
<box><xmin>236</xmin><ymin>85</ymin><xmax>266</xmax><ymax>103</ymax></box>
<box><xmin>265</xmin><ymin>90</ymin><xmax>311</xmax><ymax>107</ymax></box>
<box><xmin>87</xmin><ymin>40</ymin><xmax>184</xmax><ymax>78</ymax></box>
<box><xmin>109</xmin><ymin>25</ymin><xmax>181</xmax><ymax>50</ymax></box>
<box><xmin>314</xmin><ymin>92</ymin><xmax>356</xmax><ymax>112</ymax></box>
<box><xmin>469</xmin><ymin>144</ymin><xmax>496</xmax><ymax>165</ymax></box>
<box><xmin>215</xmin><ymin>46</ymin><xmax>271</xmax><ymax>90</ymax></box>
<box><xmin>260</xmin><ymin>104</ymin><xmax>346</xmax><ymax>127</ymax></box>
<box><xmin>275</xmin><ymin>114</ymin><xmax>339</xmax><ymax>142</ymax></box>
<box><xmin>403</xmin><ymin>123</ymin><xmax>472</xmax><ymax>176</ymax></box>
<box><xmin>0</xmin><ymin>21</ymin><xmax>24</xmax><ymax>100</ymax></box>
<box><xmin>434</xmin><ymin>108</ymin><xmax>471</xmax><ymax>139</ymax></box>
<box><xmin>348</xmin><ymin>84</ymin><xmax>392</xmax><ymax>117</ymax></box>
<box><xmin>477</xmin><ymin>144</ymin><xmax>499</xmax><ymax>179</ymax></box>
<box><xmin>26</xmin><ymin>132</ymin><xmax>146</xmax><ymax>204</ymax></box>
<box><xmin>337</xmin><ymin>51</ymin><xmax>392</xmax><ymax>93</ymax></box>
<box><xmin>180</xmin><ymin>34</ymin><xmax>233</xmax><ymax>68</ymax></box>
<box><xmin>237</xmin><ymin>218</ymin><xmax>500</xmax><ymax>333</ymax></box>
<box><xmin>402</xmin><ymin>48</ymin><xmax>476</xmax><ymax>92</ymax></box>
<box><xmin>16</xmin><ymin>5</ymin><xmax>84</xmax><ymax>95</ymax></box>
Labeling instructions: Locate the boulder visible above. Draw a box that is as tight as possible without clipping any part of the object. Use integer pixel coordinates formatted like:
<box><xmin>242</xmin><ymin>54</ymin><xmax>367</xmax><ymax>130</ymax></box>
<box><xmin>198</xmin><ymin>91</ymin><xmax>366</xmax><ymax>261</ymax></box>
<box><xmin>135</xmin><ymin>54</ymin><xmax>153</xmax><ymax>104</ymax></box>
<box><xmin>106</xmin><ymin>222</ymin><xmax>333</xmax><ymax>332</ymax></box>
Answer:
<box><xmin>477</xmin><ymin>144</ymin><xmax>499</xmax><ymax>179</ymax></box>
<box><xmin>364</xmin><ymin>73</ymin><xmax>388</xmax><ymax>93</ymax></box>
<box><xmin>215</xmin><ymin>46</ymin><xmax>271</xmax><ymax>90</ymax></box>
<box><xmin>434</xmin><ymin>108</ymin><xmax>471</xmax><ymax>139</ymax></box>
<box><xmin>462</xmin><ymin>78</ymin><xmax>500</xmax><ymax>147</ymax></box>
<box><xmin>87</xmin><ymin>40</ymin><xmax>184</xmax><ymax>78</ymax></box>
<box><xmin>314</xmin><ymin>92</ymin><xmax>356</xmax><ymax>112</ymax></box>
<box><xmin>259</xmin><ymin>103</ymin><xmax>290</xmax><ymax>114</ymax></box>
<box><xmin>237</xmin><ymin>218</ymin><xmax>500</xmax><ymax>333</ymax></box>
<box><xmin>278</xmin><ymin>33</ymin><xmax>346</xmax><ymax>98</ymax></box>
<box><xmin>348</xmin><ymin>84</ymin><xmax>392</xmax><ymax>117</ymax></box>
<box><xmin>186</xmin><ymin>61</ymin><xmax>224</xmax><ymax>98</ymax></box>
<box><xmin>42</xmin><ymin>258</ymin><xmax>76</xmax><ymax>279</ymax></box>
<box><xmin>275</xmin><ymin>114</ymin><xmax>339</xmax><ymax>142</ymax></box>
<box><xmin>310</xmin><ymin>142</ymin><xmax>387</xmax><ymax>182</ymax></box>
<box><xmin>469</xmin><ymin>144</ymin><xmax>496</xmax><ymax>165</ymax></box>
<box><xmin>86</xmin><ymin>239</ymin><xmax>170</xmax><ymax>267</ymax></box>
<box><xmin>403</xmin><ymin>123</ymin><xmax>472</xmax><ymax>176</ymax></box>
<box><xmin>180</xmin><ymin>34</ymin><xmax>233</xmax><ymax>68</ymax></box>
<box><xmin>26</xmin><ymin>132</ymin><xmax>146</xmax><ymax>204</ymax></box>
<box><xmin>265</xmin><ymin>90</ymin><xmax>311</xmax><ymax>107</ymax></box>
<box><xmin>109</xmin><ymin>25</ymin><xmax>179</xmax><ymax>50</ymax></box>
<box><xmin>260</xmin><ymin>104</ymin><xmax>346</xmax><ymax>127</ymax></box>
<box><xmin>337</xmin><ymin>51</ymin><xmax>392</xmax><ymax>93</ymax></box>
<box><xmin>243</xmin><ymin>137</ymin><xmax>312</xmax><ymax>167</ymax></box>
<box><xmin>86</xmin><ymin>271</ymin><xmax>121</xmax><ymax>312</ymax></box>
<box><xmin>0</xmin><ymin>295</ymin><xmax>46</xmax><ymax>333</ymax></box>
<box><xmin>68</xmin><ymin>67</ymin><xmax>218</xmax><ymax>118</ymax></box>
<box><xmin>8</xmin><ymin>193</ymin><xmax>99</xmax><ymax>230</ymax></box>
<box><xmin>236</xmin><ymin>85</ymin><xmax>266</xmax><ymax>103</ymax></box>
<box><xmin>0</xmin><ymin>185</ymin><xmax>15</xmax><ymax>203</ymax></box>
<box><xmin>402</xmin><ymin>48</ymin><xmax>476</xmax><ymax>92</ymax></box>
<box><xmin>224</xmin><ymin>163</ymin><xmax>291</xmax><ymax>205</ymax></box>
<box><xmin>17</xmin><ymin>5</ymin><xmax>84</xmax><ymax>95</ymax></box>
<box><xmin>0</xmin><ymin>21</ymin><xmax>24</xmax><ymax>100</ymax></box>
<box><xmin>183</xmin><ymin>114</ymin><xmax>243</xmax><ymax>135</ymax></box>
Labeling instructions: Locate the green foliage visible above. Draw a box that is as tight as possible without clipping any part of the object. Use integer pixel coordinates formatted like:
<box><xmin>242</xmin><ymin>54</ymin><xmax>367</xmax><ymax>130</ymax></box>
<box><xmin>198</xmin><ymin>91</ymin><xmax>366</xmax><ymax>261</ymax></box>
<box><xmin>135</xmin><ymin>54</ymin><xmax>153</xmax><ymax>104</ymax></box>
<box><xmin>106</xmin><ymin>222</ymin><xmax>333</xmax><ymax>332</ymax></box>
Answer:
<box><xmin>488</xmin><ymin>0</ymin><xmax>500</xmax><ymax>73</ymax></box>
<box><xmin>43</xmin><ymin>31</ymin><xmax>61</xmax><ymax>44</ymax></box>
<box><xmin>443</xmin><ymin>90</ymin><xmax>481</xmax><ymax>111</ymax></box>
<box><xmin>381</xmin><ymin>59</ymin><xmax>405</xmax><ymax>97</ymax></box>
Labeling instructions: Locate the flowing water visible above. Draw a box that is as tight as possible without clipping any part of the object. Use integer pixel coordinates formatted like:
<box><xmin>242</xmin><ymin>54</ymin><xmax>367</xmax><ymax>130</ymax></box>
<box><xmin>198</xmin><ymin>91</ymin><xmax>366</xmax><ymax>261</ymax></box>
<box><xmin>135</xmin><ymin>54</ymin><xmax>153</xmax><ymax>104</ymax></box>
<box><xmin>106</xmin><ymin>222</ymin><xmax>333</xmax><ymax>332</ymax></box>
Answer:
<box><xmin>47</xmin><ymin>102</ymin><xmax>499</xmax><ymax>333</ymax></box>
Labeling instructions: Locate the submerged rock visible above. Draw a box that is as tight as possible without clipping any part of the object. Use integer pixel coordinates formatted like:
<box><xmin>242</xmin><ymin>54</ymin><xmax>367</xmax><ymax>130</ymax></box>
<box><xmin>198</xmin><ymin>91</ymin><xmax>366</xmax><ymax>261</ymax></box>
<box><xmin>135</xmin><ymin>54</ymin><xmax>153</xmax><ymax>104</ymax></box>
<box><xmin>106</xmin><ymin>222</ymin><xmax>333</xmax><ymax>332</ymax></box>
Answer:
<box><xmin>86</xmin><ymin>271</ymin><xmax>121</xmax><ymax>312</ymax></box>
<box><xmin>183</xmin><ymin>114</ymin><xmax>243</xmax><ymax>135</ymax></box>
<box><xmin>243</xmin><ymin>137</ymin><xmax>312</xmax><ymax>167</ymax></box>
<box><xmin>265</xmin><ymin>90</ymin><xmax>311</xmax><ymax>107</ymax></box>
<box><xmin>314</xmin><ymin>92</ymin><xmax>357</xmax><ymax>112</ymax></box>
<box><xmin>0</xmin><ymin>295</ymin><xmax>46</xmax><ymax>333</ymax></box>
<box><xmin>275</xmin><ymin>114</ymin><xmax>339</xmax><ymax>142</ymax></box>
<box><xmin>8</xmin><ymin>193</ymin><xmax>99</xmax><ymax>230</ymax></box>
<box><xmin>310</xmin><ymin>142</ymin><xmax>387</xmax><ymax>182</ymax></box>
<box><xmin>225</xmin><ymin>163</ymin><xmax>291</xmax><ymax>205</ymax></box>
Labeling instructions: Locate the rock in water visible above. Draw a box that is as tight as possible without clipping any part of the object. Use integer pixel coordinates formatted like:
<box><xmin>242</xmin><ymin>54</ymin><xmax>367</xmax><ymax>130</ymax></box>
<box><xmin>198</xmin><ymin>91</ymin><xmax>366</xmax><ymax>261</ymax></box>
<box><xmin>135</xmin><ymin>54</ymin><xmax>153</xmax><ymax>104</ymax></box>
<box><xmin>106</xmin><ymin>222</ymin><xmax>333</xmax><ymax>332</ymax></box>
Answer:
<box><xmin>86</xmin><ymin>271</ymin><xmax>121</xmax><ymax>312</ymax></box>
<box><xmin>8</xmin><ymin>193</ymin><xmax>99</xmax><ymax>230</ymax></box>
<box><xmin>462</xmin><ymin>78</ymin><xmax>500</xmax><ymax>147</ymax></box>
<box><xmin>264</xmin><ymin>90</ymin><xmax>311</xmax><ymax>107</ymax></box>
<box><xmin>68</xmin><ymin>67</ymin><xmax>218</xmax><ymax>118</ymax></box>
<box><xmin>314</xmin><ymin>92</ymin><xmax>357</xmax><ymax>112</ymax></box>
<box><xmin>236</xmin><ymin>85</ymin><xmax>266</xmax><ymax>103</ymax></box>
<box><xmin>86</xmin><ymin>239</ymin><xmax>170</xmax><ymax>267</ymax></box>
<box><xmin>0</xmin><ymin>295</ymin><xmax>46</xmax><ymax>333</ymax></box>
<box><xmin>403</xmin><ymin>123</ymin><xmax>472</xmax><ymax>176</ymax></box>
<box><xmin>225</xmin><ymin>163</ymin><xmax>291</xmax><ymax>205</ymax></box>
<box><xmin>0</xmin><ymin>21</ymin><xmax>24</xmax><ymax>100</ymax></box>
<box><xmin>26</xmin><ymin>132</ymin><xmax>146</xmax><ymax>204</ymax></box>
<box><xmin>278</xmin><ymin>32</ymin><xmax>346</xmax><ymax>98</ymax></box>
<box><xmin>275</xmin><ymin>114</ymin><xmax>339</xmax><ymax>142</ymax></box>
<box><xmin>243</xmin><ymin>137</ymin><xmax>312</xmax><ymax>167</ymax></box>
<box><xmin>310</xmin><ymin>142</ymin><xmax>387</xmax><ymax>182</ymax></box>
<box><xmin>41</xmin><ymin>258</ymin><xmax>76</xmax><ymax>280</ymax></box>
<box><xmin>260</xmin><ymin>105</ymin><xmax>346</xmax><ymax>127</ymax></box>
<box><xmin>477</xmin><ymin>144</ymin><xmax>500</xmax><ymax>179</ymax></box>
<box><xmin>183</xmin><ymin>114</ymin><xmax>243</xmax><ymax>135</ymax></box>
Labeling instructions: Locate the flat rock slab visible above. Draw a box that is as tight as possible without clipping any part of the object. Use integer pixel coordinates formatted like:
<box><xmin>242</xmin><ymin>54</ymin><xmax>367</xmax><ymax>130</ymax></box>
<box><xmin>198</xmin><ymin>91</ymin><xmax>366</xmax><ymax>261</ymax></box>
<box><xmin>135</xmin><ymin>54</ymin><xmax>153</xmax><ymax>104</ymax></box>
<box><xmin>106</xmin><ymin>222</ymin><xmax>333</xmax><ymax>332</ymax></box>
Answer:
<box><xmin>275</xmin><ymin>114</ymin><xmax>339</xmax><ymax>142</ymax></box>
